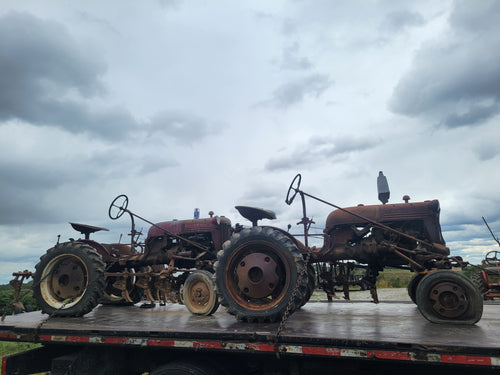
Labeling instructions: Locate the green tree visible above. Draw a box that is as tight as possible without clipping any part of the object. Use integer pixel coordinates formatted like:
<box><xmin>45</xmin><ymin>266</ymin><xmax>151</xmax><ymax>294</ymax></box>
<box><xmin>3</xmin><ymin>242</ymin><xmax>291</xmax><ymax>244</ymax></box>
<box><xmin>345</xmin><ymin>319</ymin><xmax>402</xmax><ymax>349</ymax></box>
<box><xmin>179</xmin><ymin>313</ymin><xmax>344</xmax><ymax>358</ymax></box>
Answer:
<box><xmin>0</xmin><ymin>281</ymin><xmax>38</xmax><ymax>315</ymax></box>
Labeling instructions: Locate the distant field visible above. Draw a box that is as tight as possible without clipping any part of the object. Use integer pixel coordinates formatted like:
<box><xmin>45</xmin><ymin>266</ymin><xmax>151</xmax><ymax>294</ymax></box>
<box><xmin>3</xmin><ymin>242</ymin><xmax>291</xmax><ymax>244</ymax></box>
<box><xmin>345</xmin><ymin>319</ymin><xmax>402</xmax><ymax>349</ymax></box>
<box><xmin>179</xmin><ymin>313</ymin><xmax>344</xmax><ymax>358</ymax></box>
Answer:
<box><xmin>376</xmin><ymin>267</ymin><xmax>414</xmax><ymax>288</ymax></box>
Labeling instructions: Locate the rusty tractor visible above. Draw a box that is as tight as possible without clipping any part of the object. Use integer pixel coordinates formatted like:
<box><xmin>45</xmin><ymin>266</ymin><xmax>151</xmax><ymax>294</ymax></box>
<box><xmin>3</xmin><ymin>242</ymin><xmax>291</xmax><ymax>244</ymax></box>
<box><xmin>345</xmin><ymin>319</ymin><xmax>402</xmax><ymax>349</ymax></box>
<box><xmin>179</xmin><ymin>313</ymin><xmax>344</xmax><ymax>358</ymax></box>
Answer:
<box><xmin>21</xmin><ymin>195</ymin><xmax>237</xmax><ymax>317</ymax></box>
<box><xmin>472</xmin><ymin>250</ymin><xmax>500</xmax><ymax>300</ymax></box>
<box><xmin>471</xmin><ymin>217</ymin><xmax>500</xmax><ymax>300</ymax></box>
<box><xmin>214</xmin><ymin>173</ymin><xmax>483</xmax><ymax>324</ymax></box>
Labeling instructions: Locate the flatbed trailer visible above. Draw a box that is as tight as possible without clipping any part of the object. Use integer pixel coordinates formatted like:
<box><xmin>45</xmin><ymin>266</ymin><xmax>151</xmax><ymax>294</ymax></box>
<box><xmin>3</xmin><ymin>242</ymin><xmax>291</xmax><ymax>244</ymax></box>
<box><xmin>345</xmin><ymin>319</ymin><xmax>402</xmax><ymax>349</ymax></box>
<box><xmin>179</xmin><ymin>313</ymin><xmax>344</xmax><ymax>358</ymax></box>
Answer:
<box><xmin>1</xmin><ymin>300</ymin><xmax>500</xmax><ymax>374</ymax></box>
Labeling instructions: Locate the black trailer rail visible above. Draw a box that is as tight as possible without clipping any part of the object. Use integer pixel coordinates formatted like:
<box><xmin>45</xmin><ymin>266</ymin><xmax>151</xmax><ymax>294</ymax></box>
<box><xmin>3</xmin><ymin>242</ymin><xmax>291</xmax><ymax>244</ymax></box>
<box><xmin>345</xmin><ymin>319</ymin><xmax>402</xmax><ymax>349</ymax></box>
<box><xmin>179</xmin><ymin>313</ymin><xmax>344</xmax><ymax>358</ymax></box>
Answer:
<box><xmin>1</xmin><ymin>301</ymin><xmax>500</xmax><ymax>369</ymax></box>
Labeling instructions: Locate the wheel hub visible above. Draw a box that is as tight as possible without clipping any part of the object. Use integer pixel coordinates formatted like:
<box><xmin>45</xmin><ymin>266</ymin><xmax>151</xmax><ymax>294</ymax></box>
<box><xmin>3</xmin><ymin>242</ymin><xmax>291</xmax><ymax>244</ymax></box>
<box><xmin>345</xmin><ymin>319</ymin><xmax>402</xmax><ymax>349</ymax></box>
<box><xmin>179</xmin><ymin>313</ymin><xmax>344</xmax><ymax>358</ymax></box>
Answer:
<box><xmin>429</xmin><ymin>281</ymin><xmax>469</xmax><ymax>318</ymax></box>
<box><xmin>51</xmin><ymin>259</ymin><xmax>86</xmax><ymax>300</ymax></box>
<box><xmin>236</xmin><ymin>253</ymin><xmax>279</xmax><ymax>298</ymax></box>
<box><xmin>189</xmin><ymin>281</ymin><xmax>210</xmax><ymax>306</ymax></box>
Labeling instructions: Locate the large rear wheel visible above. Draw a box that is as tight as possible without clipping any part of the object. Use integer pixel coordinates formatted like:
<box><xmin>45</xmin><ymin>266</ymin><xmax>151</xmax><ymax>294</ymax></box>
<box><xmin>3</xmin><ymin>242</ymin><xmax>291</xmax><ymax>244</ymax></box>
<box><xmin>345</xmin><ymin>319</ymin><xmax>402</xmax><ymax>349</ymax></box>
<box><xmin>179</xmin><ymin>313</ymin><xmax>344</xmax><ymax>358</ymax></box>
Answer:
<box><xmin>299</xmin><ymin>264</ymin><xmax>316</xmax><ymax>307</ymax></box>
<box><xmin>416</xmin><ymin>270</ymin><xmax>483</xmax><ymax>324</ymax></box>
<box><xmin>33</xmin><ymin>242</ymin><xmax>106</xmax><ymax>316</ymax></box>
<box><xmin>471</xmin><ymin>271</ymin><xmax>488</xmax><ymax>299</ymax></box>
<box><xmin>215</xmin><ymin>226</ymin><xmax>307</xmax><ymax>322</ymax></box>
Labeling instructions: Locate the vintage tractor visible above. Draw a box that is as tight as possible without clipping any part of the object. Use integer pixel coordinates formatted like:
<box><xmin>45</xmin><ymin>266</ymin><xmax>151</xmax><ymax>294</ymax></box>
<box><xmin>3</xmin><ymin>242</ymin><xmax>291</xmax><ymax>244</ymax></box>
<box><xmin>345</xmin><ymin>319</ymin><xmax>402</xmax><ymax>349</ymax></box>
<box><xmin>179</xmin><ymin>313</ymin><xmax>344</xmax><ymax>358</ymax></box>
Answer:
<box><xmin>214</xmin><ymin>173</ymin><xmax>483</xmax><ymax>324</ymax></box>
<box><xmin>22</xmin><ymin>195</ymin><xmax>235</xmax><ymax>317</ymax></box>
<box><xmin>471</xmin><ymin>217</ymin><xmax>500</xmax><ymax>300</ymax></box>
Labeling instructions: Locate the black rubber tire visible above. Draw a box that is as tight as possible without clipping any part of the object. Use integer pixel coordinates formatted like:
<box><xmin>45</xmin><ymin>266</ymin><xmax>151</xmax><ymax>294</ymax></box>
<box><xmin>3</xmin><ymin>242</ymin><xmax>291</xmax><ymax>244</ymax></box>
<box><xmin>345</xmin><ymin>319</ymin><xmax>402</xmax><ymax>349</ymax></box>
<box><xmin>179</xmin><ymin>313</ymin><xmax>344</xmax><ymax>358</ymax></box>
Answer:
<box><xmin>215</xmin><ymin>226</ymin><xmax>307</xmax><ymax>322</ymax></box>
<box><xmin>183</xmin><ymin>270</ymin><xmax>219</xmax><ymax>316</ymax></box>
<box><xmin>471</xmin><ymin>272</ymin><xmax>488</xmax><ymax>299</ymax></box>
<box><xmin>299</xmin><ymin>264</ymin><xmax>316</xmax><ymax>307</ymax></box>
<box><xmin>150</xmin><ymin>360</ymin><xmax>220</xmax><ymax>375</ymax></box>
<box><xmin>407</xmin><ymin>273</ymin><xmax>425</xmax><ymax>304</ymax></box>
<box><xmin>415</xmin><ymin>270</ymin><xmax>483</xmax><ymax>324</ymax></box>
<box><xmin>33</xmin><ymin>242</ymin><xmax>106</xmax><ymax>317</ymax></box>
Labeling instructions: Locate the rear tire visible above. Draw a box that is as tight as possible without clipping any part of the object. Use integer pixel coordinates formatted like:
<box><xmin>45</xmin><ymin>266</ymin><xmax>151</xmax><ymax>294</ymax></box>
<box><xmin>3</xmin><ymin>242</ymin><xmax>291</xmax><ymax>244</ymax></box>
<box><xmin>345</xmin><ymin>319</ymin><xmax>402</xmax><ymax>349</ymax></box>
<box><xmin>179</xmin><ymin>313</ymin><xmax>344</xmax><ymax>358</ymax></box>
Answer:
<box><xmin>215</xmin><ymin>226</ymin><xmax>307</xmax><ymax>322</ymax></box>
<box><xmin>416</xmin><ymin>270</ymin><xmax>483</xmax><ymax>324</ymax></box>
<box><xmin>299</xmin><ymin>264</ymin><xmax>316</xmax><ymax>307</ymax></box>
<box><xmin>471</xmin><ymin>272</ymin><xmax>488</xmax><ymax>299</ymax></box>
<box><xmin>183</xmin><ymin>270</ymin><xmax>219</xmax><ymax>316</ymax></box>
<box><xmin>33</xmin><ymin>242</ymin><xmax>106</xmax><ymax>317</ymax></box>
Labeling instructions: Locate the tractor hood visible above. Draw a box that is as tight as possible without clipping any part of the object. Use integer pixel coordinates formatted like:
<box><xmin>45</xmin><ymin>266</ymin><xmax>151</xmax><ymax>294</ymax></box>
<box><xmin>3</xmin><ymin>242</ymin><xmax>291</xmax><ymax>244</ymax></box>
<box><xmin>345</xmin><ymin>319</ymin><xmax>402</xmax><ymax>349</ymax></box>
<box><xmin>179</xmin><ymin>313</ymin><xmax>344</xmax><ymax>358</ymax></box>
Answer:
<box><xmin>148</xmin><ymin>216</ymin><xmax>232</xmax><ymax>237</ymax></box>
<box><xmin>325</xmin><ymin>199</ymin><xmax>446</xmax><ymax>245</ymax></box>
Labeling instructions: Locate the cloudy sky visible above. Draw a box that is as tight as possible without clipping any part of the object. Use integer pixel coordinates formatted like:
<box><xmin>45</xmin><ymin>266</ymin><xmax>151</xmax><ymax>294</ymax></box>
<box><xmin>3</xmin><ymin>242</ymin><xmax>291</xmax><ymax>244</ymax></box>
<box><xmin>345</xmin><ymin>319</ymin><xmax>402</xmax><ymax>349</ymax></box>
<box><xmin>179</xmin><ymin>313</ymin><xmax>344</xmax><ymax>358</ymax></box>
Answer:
<box><xmin>1</xmin><ymin>0</ymin><xmax>499</xmax><ymax>283</ymax></box>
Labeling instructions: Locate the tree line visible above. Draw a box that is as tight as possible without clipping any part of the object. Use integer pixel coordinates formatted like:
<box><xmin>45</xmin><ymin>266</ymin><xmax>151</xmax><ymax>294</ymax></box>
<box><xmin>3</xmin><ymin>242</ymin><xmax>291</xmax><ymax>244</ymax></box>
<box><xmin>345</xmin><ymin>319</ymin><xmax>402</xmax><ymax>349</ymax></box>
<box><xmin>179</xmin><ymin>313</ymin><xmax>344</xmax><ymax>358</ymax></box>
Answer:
<box><xmin>0</xmin><ymin>282</ymin><xmax>38</xmax><ymax>316</ymax></box>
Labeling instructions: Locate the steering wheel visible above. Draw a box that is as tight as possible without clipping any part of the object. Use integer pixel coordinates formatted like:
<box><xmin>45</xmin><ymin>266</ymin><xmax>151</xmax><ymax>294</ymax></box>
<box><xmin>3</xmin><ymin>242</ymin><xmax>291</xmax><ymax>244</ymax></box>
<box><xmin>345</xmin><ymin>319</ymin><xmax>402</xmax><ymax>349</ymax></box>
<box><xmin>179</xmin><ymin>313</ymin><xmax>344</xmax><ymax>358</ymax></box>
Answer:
<box><xmin>109</xmin><ymin>194</ymin><xmax>129</xmax><ymax>220</ymax></box>
<box><xmin>285</xmin><ymin>174</ymin><xmax>302</xmax><ymax>205</ymax></box>
<box><xmin>485</xmin><ymin>250</ymin><xmax>500</xmax><ymax>265</ymax></box>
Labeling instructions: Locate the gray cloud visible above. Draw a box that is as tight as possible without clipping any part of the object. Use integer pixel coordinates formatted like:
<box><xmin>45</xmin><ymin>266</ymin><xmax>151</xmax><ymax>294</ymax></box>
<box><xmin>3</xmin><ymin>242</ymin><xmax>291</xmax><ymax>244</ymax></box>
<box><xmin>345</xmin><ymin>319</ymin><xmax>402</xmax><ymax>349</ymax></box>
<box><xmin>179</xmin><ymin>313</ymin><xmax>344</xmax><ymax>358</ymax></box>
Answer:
<box><xmin>148</xmin><ymin>111</ymin><xmax>223</xmax><ymax>144</ymax></box>
<box><xmin>474</xmin><ymin>141</ymin><xmax>500</xmax><ymax>162</ymax></box>
<box><xmin>0</xmin><ymin>12</ymin><xmax>139</xmax><ymax>139</ymax></box>
<box><xmin>379</xmin><ymin>10</ymin><xmax>425</xmax><ymax>33</ymax></box>
<box><xmin>278</xmin><ymin>42</ymin><xmax>313</xmax><ymax>71</ymax></box>
<box><xmin>261</xmin><ymin>73</ymin><xmax>333</xmax><ymax>108</ymax></box>
<box><xmin>0</xmin><ymin>130</ymin><xmax>180</xmax><ymax>226</ymax></box>
<box><xmin>389</xmin><ymin>1</ymin><xmax>500</xmax><ymax>128</ymax></box>
<box><xmin>449</xmin><ymin>0</ymin><xmax>500</xmax><ymax>34</ymax></box>
<box><xmin>265</xmin><ymin>136</ymin><xmax>377</xmax><ymax>171</ymax></box>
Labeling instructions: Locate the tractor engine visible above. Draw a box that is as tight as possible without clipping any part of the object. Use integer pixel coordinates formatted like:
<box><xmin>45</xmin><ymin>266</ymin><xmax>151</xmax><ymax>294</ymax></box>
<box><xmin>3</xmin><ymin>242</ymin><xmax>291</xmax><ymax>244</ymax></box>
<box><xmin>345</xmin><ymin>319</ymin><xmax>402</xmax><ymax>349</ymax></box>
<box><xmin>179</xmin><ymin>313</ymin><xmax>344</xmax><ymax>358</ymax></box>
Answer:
<box><xmin>321</xmin><ymin>199</ymin><xmax>450</xmax><ymax>267</ymax></box>
<box><xmin>144</xmin><ymin>214</ymin><xmax>233</xmax><ymax>271</ymax></box>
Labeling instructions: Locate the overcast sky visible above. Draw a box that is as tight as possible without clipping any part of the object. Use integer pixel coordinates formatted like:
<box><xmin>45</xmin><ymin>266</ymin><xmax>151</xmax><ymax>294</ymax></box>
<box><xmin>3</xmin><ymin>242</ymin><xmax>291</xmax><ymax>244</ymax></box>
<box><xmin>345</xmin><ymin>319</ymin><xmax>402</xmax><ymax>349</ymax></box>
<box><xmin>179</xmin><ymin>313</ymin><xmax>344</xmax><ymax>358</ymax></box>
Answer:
<box><xmin>1</xmin><ymin>0</ymin><xmax>500</xmax><ymax>283</ymax></box>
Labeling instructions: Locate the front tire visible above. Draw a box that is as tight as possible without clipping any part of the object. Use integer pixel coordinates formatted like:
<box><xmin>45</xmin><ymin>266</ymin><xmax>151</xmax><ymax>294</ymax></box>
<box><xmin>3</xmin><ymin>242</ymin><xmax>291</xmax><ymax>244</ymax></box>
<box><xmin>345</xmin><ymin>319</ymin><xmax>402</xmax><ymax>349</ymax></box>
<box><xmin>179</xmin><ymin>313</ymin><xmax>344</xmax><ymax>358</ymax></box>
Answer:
<box><xmin>416</xmin><ymin>270</ymin><xmax>483</xmax><ymax>324</ymax></box>
<box><xmin>407</xmin><ymin>273</ymin><xmax>424</xmax><ymax>304</ymax></box>
<box><xmin>215</xmin><ymin>226</ymin><xmax>307</xmax><ymax>322</ymax></box>
<box><xmin>183</xmin><ymin>270</ymin><xmax>219</xmax><ymax>316</ymax></box>
<box><xmin>33</xmin><ymin>242</ymin><xmax>106</xmax><ymax>317</ymax></box>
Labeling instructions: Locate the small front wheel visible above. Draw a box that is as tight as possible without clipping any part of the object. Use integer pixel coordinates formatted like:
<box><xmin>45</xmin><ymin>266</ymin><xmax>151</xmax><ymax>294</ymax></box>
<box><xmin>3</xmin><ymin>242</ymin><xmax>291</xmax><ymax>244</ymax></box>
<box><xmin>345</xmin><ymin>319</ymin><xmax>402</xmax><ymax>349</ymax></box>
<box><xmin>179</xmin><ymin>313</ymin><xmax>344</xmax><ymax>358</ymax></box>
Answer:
<box><xmin>183</xmin><ymin>270</ymin><xmax>219</xmax><ymax>316</ymax></box>
<box><xmin>407</xmin><ymin>273</ymin><xmax>425</xmax><ymax>304</ymax></box>
<box><xmin>416</xmin><ymin>270</ymin><xmax>483</xmax><ymax>324</ymax></box>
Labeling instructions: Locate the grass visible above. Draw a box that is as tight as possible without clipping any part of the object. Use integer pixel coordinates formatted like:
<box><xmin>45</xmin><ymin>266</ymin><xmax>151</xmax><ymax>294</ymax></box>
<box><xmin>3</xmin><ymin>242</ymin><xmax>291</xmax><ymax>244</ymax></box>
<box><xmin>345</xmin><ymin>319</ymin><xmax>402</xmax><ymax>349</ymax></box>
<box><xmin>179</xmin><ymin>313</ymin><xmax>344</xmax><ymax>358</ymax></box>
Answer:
<box><xmin>0</xmin><ymin>341</ymin><xmax>42</xmax><ymax>374</ymax></box>
<box><xmin>0</xmin><ymin>341</ymin><xmax>41</xmax><ymax>359</ymax></box>
<box><xmin>376</xmin><ymin>268</ymin><xmax>414</xmax><ymax>288</ymax></box>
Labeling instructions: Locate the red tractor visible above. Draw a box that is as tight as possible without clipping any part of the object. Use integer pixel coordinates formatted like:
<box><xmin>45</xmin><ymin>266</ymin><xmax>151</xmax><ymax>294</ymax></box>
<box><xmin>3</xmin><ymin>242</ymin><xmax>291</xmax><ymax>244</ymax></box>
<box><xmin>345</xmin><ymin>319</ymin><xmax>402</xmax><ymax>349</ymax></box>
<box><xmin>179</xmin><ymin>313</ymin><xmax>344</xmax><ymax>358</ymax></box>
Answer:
<box><xmin>22</xmin><ymin>195</ymin><xmax>234</xmax><ymax>317</ymax></box>
<box><xmin>15</xmin><ymin>173</ymin><xmax>483</xmax><ymax>325</ymax></box>
<box><xmin>214</xmin><ymin>173</ymin><xmax>483</xmax><ymax>324</ymax></box>
<box><xmin>471</xmin><ymin>217</ymin><xmax>500</xmax><ymax>300</ymax></box>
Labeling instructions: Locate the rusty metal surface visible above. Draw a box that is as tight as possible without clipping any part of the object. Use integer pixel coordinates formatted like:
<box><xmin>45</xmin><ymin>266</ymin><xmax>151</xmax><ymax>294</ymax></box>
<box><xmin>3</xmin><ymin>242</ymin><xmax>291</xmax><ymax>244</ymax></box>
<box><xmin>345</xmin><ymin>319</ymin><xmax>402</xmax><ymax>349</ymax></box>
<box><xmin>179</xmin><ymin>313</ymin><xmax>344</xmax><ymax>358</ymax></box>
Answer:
<box><xmin>2</xmin><ymin>301</ymin><xmax>500</xmax><ymax>354</ymax></box>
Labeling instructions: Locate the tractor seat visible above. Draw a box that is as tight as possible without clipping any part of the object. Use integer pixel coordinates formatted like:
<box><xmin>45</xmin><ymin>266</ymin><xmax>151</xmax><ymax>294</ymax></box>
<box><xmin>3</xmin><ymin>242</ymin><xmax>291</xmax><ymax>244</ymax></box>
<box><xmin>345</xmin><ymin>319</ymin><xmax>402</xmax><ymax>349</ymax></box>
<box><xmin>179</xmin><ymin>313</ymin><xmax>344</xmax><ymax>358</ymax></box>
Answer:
<box><xmin>70</xmin><ymin>222</ymin><xmax>109</xmax><ymax>240</ymax></box>
<box><xmin>235</xmin><ymin>206</ymin><xmax>276</xmax><ymax>227</ymax></box>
